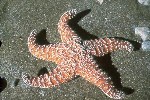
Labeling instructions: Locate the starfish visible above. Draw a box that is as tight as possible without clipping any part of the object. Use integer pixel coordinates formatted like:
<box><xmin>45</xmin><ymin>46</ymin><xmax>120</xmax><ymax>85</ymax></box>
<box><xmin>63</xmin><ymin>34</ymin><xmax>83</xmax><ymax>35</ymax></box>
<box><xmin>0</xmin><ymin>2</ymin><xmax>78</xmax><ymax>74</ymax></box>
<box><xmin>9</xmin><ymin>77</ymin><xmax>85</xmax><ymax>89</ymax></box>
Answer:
<box><xmin>22</xmin><ymin>9</ymin><xmax>133</xmax><ymax>99</ymax></box>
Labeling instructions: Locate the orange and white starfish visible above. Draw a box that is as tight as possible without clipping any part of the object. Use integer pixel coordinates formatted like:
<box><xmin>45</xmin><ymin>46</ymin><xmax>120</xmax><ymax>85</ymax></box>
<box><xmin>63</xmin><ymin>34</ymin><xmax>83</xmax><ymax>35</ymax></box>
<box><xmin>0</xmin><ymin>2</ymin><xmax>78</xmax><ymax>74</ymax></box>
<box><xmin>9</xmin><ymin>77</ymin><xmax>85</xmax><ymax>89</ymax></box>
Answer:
<box><xmin>22</xmin><ymin>9</ymin><xmax>133</xmax><ymax>99</ymax></box>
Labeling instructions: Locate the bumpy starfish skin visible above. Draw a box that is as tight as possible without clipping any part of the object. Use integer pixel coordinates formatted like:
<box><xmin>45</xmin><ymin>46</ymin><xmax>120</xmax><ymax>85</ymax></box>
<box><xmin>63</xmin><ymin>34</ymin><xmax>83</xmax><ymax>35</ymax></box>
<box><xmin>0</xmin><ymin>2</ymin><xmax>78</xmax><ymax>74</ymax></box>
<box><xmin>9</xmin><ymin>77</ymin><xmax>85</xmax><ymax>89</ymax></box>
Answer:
<box><xmin>22</xmin><ymin>9</ymin><xmax>133</xmax><ymax>99</ymax></box>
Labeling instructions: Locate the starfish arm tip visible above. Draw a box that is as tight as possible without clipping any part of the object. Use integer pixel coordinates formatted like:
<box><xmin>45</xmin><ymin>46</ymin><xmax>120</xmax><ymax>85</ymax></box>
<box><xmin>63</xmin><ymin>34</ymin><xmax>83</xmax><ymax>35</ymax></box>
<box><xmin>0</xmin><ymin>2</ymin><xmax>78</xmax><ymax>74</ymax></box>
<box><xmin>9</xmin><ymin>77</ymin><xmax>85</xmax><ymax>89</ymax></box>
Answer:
<box><xmin>113</xmin><ymin>91</ymin><xmax>125</xmax><ymax>99</ymax></box>
<box><xmin>30</xmin><ymin>29</ymin><xmax>37</xmax><ymax>36</ymax></box>
<box><xmin>22</xmin><ymin>72</ymin><xmax>31</xmax><ymax>85</ymax></box>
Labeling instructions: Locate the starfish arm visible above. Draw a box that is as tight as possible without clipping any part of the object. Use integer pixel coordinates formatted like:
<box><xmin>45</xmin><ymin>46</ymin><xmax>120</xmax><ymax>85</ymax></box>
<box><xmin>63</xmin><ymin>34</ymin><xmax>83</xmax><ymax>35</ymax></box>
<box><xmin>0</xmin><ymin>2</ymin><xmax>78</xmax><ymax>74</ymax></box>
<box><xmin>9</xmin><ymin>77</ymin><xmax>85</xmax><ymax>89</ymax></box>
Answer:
<box><xmin>75</xmin><ymin>55</ymin><xmax>125</xmax><ymax>99</ymax></box>
<box><xmin>28</xmin><ymin>30</ymin><xmax>67</xmax><ymax>63</ymax></box>
<box><xmin>58</xmin><ymin>9</ymin><xmax>81</xmax><ymax>43</ymax></box>
<box><xmin>83</xmin><ymin>38</ymin><xmax>133</xmax><ymax>56</ymax></box>
<box><xmin>22</xmin><ymin>64</ymin><xmax>75</xmax><ymax>88</ymax></box>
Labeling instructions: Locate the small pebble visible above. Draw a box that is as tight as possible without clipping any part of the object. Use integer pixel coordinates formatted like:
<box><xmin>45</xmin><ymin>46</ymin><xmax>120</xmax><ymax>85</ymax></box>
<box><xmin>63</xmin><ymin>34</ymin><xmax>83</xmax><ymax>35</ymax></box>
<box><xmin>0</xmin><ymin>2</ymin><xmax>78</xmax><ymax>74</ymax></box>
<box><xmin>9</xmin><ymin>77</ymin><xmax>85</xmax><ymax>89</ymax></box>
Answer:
<box><xmin>142</xmin><ymin>40</ymin><xmax>150</xmax><ymax>51</ymax></box>
<box><xmin>138</xmin><ymin>0</ymin><xmax>150</xmax><ymax>5</ymax></box>
<box><xmin>96</xmin><ymin>0</ymin><xmax>104</xmax><ymax>4</ymax></box>
<box><xmin>135</xmin><ymin>27</ymin><xmax>150</xmax><ymax>41</ymax></box>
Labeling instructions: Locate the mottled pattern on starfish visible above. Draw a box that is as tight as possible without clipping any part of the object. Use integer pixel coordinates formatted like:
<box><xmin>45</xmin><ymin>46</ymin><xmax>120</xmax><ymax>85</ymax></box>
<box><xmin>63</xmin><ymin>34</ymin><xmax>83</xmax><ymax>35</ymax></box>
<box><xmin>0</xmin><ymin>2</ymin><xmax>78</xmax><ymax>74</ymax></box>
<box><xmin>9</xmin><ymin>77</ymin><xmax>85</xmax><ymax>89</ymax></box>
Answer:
<box><xmin>22</xmin><ymin>9</ymin><xmax>133</xmax><ymax>99</ymax></box>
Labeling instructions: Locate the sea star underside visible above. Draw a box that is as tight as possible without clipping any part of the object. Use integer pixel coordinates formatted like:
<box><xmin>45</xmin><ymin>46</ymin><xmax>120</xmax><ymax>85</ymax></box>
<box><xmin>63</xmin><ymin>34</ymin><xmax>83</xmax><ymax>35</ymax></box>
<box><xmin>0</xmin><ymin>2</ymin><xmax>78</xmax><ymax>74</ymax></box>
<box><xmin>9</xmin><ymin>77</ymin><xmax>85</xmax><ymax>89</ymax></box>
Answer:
<box><xmin>22</xmin><ymin>9</ymin><xmax>133</xmax><ymax>99</ymax></box>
